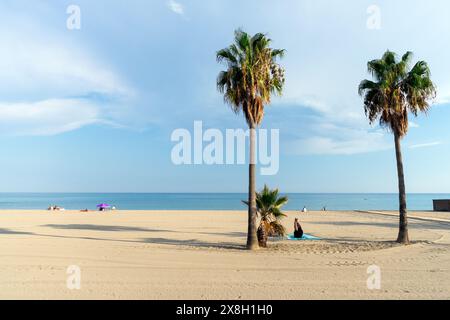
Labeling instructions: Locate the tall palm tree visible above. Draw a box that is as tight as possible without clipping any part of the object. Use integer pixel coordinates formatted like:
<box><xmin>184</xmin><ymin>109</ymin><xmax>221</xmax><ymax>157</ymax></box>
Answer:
<box><xmin>216</xmin><ymin>30</ymin><xmax>285</xmax><ymax>250</ymax></box>
<box><xmin>359</xmin><ymin>50</ymin><xmax>436</xmax><ymax>244</ymax></box>
<box><xmin>244</xmin><ymin>185</ymin><xmax>288</xmax><ymax>248</ymax></box>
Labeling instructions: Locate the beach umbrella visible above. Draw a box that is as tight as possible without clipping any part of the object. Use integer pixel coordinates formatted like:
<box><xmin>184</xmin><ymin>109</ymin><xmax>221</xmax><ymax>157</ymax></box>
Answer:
<box><xmin>97</xmin><ymin>203</ymin><xmax>110</xmax><ymax>208</ymax></box>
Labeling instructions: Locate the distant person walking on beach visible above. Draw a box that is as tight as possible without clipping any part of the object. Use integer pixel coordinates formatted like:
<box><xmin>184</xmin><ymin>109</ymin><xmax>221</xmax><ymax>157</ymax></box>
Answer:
<box><xmin>302</xmin><ymin>206</ymin><xmax>307</xmax><ymax>213</ymax></box>
<box><xmin>294</xmin><ymin>218</ymin><xmax>304</xmax><ymax>239</ymax></box>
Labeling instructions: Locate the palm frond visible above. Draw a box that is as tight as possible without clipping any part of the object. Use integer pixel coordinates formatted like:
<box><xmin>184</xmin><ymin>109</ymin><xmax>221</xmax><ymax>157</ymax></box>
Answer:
<box><xmin>244</xmin><ymin>185</ymin><xmax>289</xmax><ymax>228</ymax></box>
<box><xmin>359</xmin><ymin>50</ymin><xmax>436</xmax><ymax>137</ymax></box>
<box><xmin>216</xmin><ymin>29</ymin><xmax>286</xmax><ymax>127</ymax></box>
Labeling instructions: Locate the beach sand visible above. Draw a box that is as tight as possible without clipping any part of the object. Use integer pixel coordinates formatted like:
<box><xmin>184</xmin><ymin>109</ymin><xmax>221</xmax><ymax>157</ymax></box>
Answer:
<box><xmin>0</xmin><ymin>210</ymin><xmax>449</xmax><ymax>299</ymax></box>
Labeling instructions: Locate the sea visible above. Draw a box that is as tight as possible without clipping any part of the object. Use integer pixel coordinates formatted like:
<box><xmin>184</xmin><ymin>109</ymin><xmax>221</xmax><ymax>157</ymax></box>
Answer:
<box><xmin>0</xmin><ymin>193</ymin><xmax>448</xmax><ymax>211</ymax></box>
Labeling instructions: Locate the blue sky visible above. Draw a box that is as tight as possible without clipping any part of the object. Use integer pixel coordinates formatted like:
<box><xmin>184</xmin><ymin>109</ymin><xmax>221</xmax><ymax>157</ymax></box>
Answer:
<box><xmin>0</xmin><ymin>0</ymin><xmax>449</xmax><ymax>193</ymax></box>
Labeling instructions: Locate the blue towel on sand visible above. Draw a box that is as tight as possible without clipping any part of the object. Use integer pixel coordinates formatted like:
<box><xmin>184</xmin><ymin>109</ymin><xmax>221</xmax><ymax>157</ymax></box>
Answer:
<box><xmin>287</xmin><ymin>233</ymin><xmax>320</xmax><ymax>240</ymax></box>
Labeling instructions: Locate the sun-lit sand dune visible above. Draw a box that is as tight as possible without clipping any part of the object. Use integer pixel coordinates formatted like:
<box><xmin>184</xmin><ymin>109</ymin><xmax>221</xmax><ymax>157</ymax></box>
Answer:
<box><xmin>0</xmin><ymin>210</ymin><xmax>449</xmax><ymax>299</ymax></box>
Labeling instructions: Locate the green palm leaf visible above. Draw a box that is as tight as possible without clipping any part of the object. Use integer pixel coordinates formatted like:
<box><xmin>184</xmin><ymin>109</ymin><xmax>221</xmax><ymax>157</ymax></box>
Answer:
<box><xmin>359</xmin><ymin>50</ymin><xmax>436</xmax><ymax>137</ymax></box>
<box><xmin>216</xmin><ymin>29</ymin><xmax>285</xmax><ymax>127</ymax></box>
<box><xmin>243</xmin><ymin>184</ymin><xmax>289</xmax><ymax>237</ymax></box>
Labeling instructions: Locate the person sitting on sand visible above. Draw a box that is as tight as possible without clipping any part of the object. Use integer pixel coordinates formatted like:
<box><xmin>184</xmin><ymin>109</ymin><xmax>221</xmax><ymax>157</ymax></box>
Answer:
<box><xmin>302</xmin><ymin>206</ymin><xmax>308</xmax><ymax>213</ymax></box>
<box><xmin>294</xmin><ymin>218</ymin><xmax>304</xmax><ymax>239</ymax></box>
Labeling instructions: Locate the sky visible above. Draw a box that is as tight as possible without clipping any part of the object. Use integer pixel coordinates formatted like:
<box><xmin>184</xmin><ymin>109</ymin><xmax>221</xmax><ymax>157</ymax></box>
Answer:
<box><xmin>0</xmin><ymin>0</ymin><xmax>449</xmax><ymax>193</ymax></box>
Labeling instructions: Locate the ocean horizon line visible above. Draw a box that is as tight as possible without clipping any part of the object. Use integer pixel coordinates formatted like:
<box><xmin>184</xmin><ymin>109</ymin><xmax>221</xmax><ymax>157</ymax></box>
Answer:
<box><xmin>0</xmin><ymin>192</ymin><xmax>448</xmax><ymax>211</ymax></box>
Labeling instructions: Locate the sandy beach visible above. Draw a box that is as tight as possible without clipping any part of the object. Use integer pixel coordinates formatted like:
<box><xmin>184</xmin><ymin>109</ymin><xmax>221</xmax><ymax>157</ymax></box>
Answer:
<box><xmin>0</xmin><ymin>210</ymin><xmax>449</xmax><ymax>300</ymax></box>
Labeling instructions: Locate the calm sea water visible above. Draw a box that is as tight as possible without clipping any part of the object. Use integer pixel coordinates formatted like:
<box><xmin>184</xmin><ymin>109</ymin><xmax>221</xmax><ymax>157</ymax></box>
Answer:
<box><xmin>0</xmin><ymin>193</ymin><xmax>448</xmax><ymax>211</ymax></box>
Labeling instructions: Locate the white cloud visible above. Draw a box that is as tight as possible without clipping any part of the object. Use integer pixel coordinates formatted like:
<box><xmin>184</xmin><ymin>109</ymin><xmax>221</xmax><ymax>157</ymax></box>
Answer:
<box><xmin>0</xmin><ymin>9</ymin><xmax>135</xmax><ymax>136</ymax></box>
<box><xmin>167</xmin><ymin>0</ymin><xmax>184</xmax><ymax>15</ymax></box>
<box><xmin>435</xmin><ymin>87</ymin><xmax>450</xmax><ymax>105</ymax></box>
<box><xmin>276</xmin><ymin>93</ymin><xmax>391</xmax><ymax>155</ymax></box>
<box><xmin>0</xmin><ymin>29</ymin><xmax>132</xmax><ymax>99</ymax></box>
<box><xmin>285</xmin><ymin>129</ymin><xmax>390</xmax><ymax>155</ymax></box>
<box><xmin>0</xmin><ymin>99</ymin><xmax>105</xmax><ymax>136</ymax></box>
<box><xmin>409</xmin><ymin>141</ymin><xmax>442</xmax><ymax>149</ymax></box>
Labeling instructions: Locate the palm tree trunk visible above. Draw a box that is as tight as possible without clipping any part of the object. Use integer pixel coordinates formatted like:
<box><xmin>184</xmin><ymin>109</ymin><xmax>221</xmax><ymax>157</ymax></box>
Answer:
<box><xmin>394</xmin><ymin>132</ymin><xmax>410</xmax><ymax>244</ymax></box>
<box><xmin>257</xmin><ymin>224</ymin><xmax>267</xmax><ymax>248</ymax></box>
<box><xmin>246</xmin><ymin>122</ymin><xmax>259</xmax><ymax>250</ymax></box>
